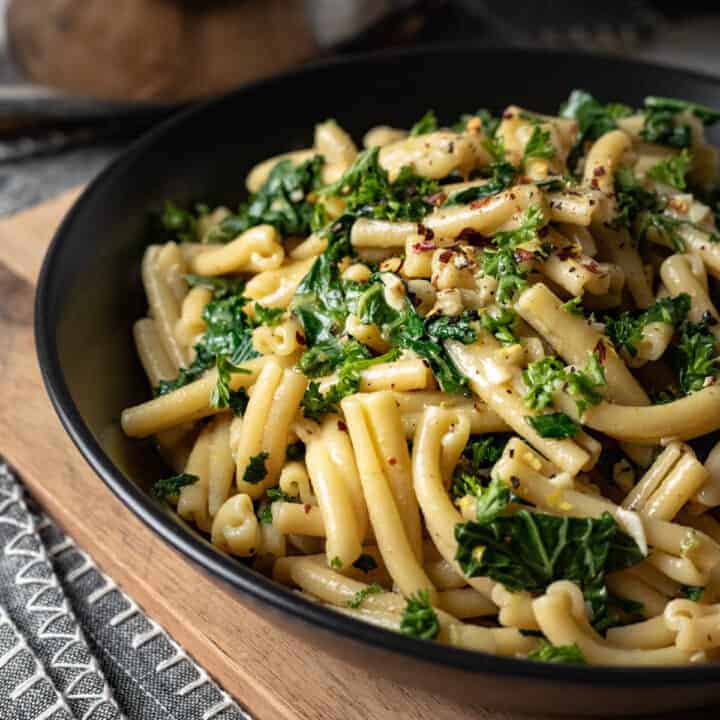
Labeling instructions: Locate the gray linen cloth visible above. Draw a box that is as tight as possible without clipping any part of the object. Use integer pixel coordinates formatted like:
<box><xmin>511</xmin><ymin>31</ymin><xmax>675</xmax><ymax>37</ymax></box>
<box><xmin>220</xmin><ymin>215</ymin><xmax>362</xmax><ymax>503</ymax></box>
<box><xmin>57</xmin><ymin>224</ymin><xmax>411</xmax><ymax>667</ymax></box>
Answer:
<box><xmin>0</xmin><ymin>461</ymin><xmax>251</xmax><ymax>720</ymax></box>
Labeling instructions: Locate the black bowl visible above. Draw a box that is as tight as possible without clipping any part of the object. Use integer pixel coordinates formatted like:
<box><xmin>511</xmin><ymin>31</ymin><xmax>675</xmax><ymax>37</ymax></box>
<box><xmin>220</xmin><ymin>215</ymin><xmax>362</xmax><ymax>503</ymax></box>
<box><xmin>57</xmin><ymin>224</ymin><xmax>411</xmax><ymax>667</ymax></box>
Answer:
<box><xmin>35</xmin><ymin>48</ymin><xmax>720</xmax><ymax>715</ymax></box>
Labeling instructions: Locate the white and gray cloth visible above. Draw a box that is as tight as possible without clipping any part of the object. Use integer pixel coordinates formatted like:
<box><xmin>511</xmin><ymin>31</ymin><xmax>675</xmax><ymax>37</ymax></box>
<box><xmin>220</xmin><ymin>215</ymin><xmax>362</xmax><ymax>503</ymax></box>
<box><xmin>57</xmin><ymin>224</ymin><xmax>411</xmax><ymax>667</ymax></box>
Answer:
<box><xmin>0</xmin><ymin>461</ymin><xmax>251</xmax><ymax>720</ymax></box>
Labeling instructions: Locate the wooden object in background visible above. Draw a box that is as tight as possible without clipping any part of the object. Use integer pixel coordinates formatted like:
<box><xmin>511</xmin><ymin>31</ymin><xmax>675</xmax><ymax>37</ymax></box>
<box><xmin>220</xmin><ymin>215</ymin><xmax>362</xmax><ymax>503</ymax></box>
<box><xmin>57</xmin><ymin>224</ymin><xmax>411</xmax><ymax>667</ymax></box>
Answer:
<box><xmin>7</xmin><ymin>0</ymin><xmax>318</xmax><ymax>101</ymax></box>
<box><xmin>0</xmin><ymin>190</ymin><xmax>713</xmax><ymax>720</ymax></box>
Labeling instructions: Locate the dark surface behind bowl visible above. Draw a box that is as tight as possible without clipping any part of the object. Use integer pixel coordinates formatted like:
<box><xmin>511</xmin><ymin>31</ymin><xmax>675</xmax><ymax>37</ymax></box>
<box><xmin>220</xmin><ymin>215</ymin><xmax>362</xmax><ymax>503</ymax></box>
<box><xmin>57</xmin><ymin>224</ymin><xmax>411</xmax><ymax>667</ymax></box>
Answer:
<box><xmin>36</xmin><ymin>48</ymin><xmax>720</xmax><ymax>714</ymax></box>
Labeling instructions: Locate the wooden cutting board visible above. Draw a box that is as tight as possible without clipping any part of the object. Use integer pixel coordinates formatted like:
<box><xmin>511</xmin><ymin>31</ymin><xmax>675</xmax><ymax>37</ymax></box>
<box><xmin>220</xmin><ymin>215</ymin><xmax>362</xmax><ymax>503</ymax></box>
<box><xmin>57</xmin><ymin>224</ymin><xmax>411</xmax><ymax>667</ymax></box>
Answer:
<box><xmin>0</xmin><ymin>189</ymin><xmax>712</xmax><ymax>720</ymax></box>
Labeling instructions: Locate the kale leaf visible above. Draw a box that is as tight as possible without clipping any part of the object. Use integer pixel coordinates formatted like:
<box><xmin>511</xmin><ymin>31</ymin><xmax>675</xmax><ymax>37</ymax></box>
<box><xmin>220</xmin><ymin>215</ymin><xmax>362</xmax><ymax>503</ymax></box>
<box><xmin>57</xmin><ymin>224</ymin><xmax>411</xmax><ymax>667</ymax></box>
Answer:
<box><xmin>605</xmin><ymin>294</ymin><xmax>691</xmax><ymax>357</ymax></box>
<box><xmin>160</xmin><ymin>202</ymin><xmax>209</xmax><ymax>243</ymax></box>
<box><xmin>184</xmin><ymin>273</ymin><xmax>245</xmax><ymax>299</ymax></box>
<box><xmin>647</xmin><ymin>149</ymin><xmax>693</xmax><ymax>190</ymax></box>
<box><xmin>212</xmin><ymin>155</ymin><xmax>325</xmax><ymax>240</ymax></box>
<box><xmin>455</xmin><ymin>507</ymin><xmax>643</xmax><ymax>608</ymax></box>
<box><xmin>559</xmin><ymin>90</ymin><xmax>632</xmax><ymax>171</ymax></box>
<box><xmin>155</xmin><ymin>291</ymin><xmax>258</xmax><ymax>397</ymax></box>
<box><xmin>322</xmin><ymin>147</ymin><xmax>440</xmax><ymax>222</ymax></box>
<box><xmin>522</xmin><ymin>353</ymin><xmax>605</xmax><ymax>417</ymax></box>
<box><xmin>525</xmin><ymin>412</ymin><xmax>579</xmax><ymax>439</ymax></box>
<box><xmin>480</xmin><ymin>205</ymin><xmax>547</xmax><ymax>304</ymax></box>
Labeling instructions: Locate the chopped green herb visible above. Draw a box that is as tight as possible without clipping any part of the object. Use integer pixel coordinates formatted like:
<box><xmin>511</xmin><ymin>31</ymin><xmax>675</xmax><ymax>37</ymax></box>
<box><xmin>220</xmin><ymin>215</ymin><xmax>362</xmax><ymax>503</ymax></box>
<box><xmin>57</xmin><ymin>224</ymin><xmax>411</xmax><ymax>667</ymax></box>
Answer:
<box><xmin>450</xmin><ymin>435</ymin><xmax>509</xmax><ymax>500</ymax></box>
<box><xmin>526</xmin><ymin>412</ymin><xmax>579</xmax><ymax>439</ymax></box>
<box><xmin>681</xmin><ymin>585</ymin><xmax>705</xmax><ymax>601</ymax></box>
<box><xmin>480</xmin><ymin>307</ymin><xmax>518</xmax><ymax>345</ymax></box>
<box><xmin>444</xmin><ymin>161</ymin><xmax>516</xmax><ymax>206</ymax></box>
<box><xmin>522</xmin><ymin>352</ymin><xmax>605</xmax><ymax>417</ymax></box>
<box><xmin>450</xmin><ymin>472</ymin><xmax>483</xmax><ymax>501</ymax></box>
<box><xmin>613</xmin><ymin>165</ymin><xmax>663</xmax><ymax>230</ymax></box>
<box><xmin>409</xmin><ymin>110</ymin><xmax>438</xmax><ymax>136</ymax></box>
<box><xmin>330</xmin><ymin>556</ymin><xmax>343</xmax><ymax>570</ymax></box>
<box><xmin>258</xmin><ymin>487</ymin><xmax>299</xmax><ymax>524</ymax></box>
<box><xmin>467</xmin><ymin>435</ymin><xmax>508</xmax><ymax>469</ymax></box>
<box><xmin>647</xmin><ymin>149</ymin><xmax>693</xmax><ymax>190</ymax></box>
<box><xmin>452</xmin><ymin>109</ymin><xmax>504</xmax><ymax>160</ymax></box>
<box><xmin>346</xmin><ymin>583</ymin><xmax>384</xmax><ymax>608</ymax></box>
<box><xmin>561</xmin><ymin>296</ymin><xmax>584</xmax><ymax>315</ymax></box>
<box><xmin>353</xmin><ymin>276</ymin><xmax>469</xmax><ymax>394</ymax></box>
<box><xmin>285</xmin><ymin>441</ymin><xmax>305</xmax><ymax>462</ymax></box>
<box><xmin>639</xmin><ymin>212</ymin><xmax>687</xmax><ymax>252</ymax></box>
<box><xmin>400</xmin><ymin>590</ymin><xmax>440</xmax><ymax>640</ymax></box>
<box><xmin>522</xmin><ymin>356</ymin><xmax>566</xmax><ymax>410</ymax></box>
<box><xmin>473</xmin><ymin>475</ymin><xmax>514</xmax><ymax>524</ymax></box>
<box><xmin>528</xmin><ymin>641</ymin><xmax>586</xmax><ymax>664</ymax></box>
<box><xmin>243</xmin><ymin>451</ymin><xmax>269</xmax><ymax>485</ymax></box>
<box><xmin>153</xmin><ymin>473</ymin><xmax>198</xmax><ymax>500</ymax></box>
<box><xmin>523</xmin><ymin>124</ymin><xmax>555</xmax><ymax>164</ymax></box>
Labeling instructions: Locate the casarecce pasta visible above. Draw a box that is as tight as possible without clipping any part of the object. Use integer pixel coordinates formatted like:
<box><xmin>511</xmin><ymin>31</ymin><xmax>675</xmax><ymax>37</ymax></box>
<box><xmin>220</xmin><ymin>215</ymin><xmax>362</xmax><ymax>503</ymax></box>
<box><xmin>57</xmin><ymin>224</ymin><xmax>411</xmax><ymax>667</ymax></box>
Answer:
<box><xmin>123</xmin><ymin>91</ymin><xmax>720</xmax><ymax>665</ymax></box>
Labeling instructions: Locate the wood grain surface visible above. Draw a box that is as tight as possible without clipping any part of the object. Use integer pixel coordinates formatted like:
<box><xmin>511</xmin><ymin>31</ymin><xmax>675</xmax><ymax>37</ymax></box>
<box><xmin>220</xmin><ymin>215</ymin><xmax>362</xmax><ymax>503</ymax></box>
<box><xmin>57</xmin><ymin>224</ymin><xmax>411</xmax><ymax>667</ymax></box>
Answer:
<box><xmin>0</xmin><ymin>190</ymin><xmax>714</xmax><ymax>720</ymax></box>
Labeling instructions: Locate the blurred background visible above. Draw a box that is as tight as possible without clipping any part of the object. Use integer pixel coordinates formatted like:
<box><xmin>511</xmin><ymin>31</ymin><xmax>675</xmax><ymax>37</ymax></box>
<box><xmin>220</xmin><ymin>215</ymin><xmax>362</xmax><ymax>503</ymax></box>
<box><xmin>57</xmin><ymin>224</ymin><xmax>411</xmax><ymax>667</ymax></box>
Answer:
<box><xmin>2</xmin><ymin>0</ymin><xmax>720</xmax><ymax>215</ymax></box>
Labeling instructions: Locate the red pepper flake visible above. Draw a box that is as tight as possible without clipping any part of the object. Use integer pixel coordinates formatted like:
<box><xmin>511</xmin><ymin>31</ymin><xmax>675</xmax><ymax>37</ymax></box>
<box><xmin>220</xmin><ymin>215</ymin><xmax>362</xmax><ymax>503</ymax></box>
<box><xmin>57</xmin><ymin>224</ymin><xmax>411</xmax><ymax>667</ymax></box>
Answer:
<box><xmin>412</xmin><ymin>239</ymin><xmax>437</xmax><ymax>253</ymax></box>
<box><xmin>503</xmin><ymin>111</ymin><xmax>514</xmax><ymax>119</ymax></box>
<box><xmin>439</xmin><ymin>250</ymin><xmax>453</xmax><ymax>263</ymax></box>
<box><xmin>417</xmin><ymin>223</ymin><xmax>434</xmax><ymax>240</ymax></box>
<box><xmin>303</xmin><ymin>504</ymin><xmax>311</xmax><ymax>514</ymax></box>
<box><xmin>426</xmin><ymin>191</ymin><xmax>447</xmax><ymax>206</ymax></box>
<box><xmin>517</xmin><ymin>174</ymin><xmax>533</xmax><ymax>184</ymax></box>
<box><xmin>582</xmin><ymin>260</ymin><xmax>600</xmax><ymax>274</ymax></box>
<box><xmin>296</xmin><ymin>331</ymin><xmax>306</xmax><ymax>345</ymax></box>
<box><xmin>388</xmin><ymin>457</ymin><xmax>397</xmax><ymax>466</ymax></box>
<box><xmin>456</xmin><ymin>227</ymin><xmax>491</xmax><ymax>246</ymax></box>
<box><xmin>556</xmin><ymin>245</ymin><xmax>578</xmax><ymax>261</ymax></box>
<box><xmin>470</xmin><ymin>196</ymin><xmax>494</xmax><ymax>210</ymax></box>
<box><xmin>593</xmin><ymin>165</ymin><xmax>606</xmax><ymax>177</ymax></box>
<box><xmin>514</xmin><ymin>248</ymin><xmax>535</xmax><ymax>263</ymax></box>
<box><xmin>590</xmin><ymin>178</ymin><xmax>600</xmax><ymax>190</ymax></box>
<box><xmin>337</xmin><ymin>420</ymin><xmax>348</xmax><ymax>432</ymax></box>
<box><xmin>594</xmin><ymin>340</ymin><xmax>607</xmax><ymax>364</ymax></box>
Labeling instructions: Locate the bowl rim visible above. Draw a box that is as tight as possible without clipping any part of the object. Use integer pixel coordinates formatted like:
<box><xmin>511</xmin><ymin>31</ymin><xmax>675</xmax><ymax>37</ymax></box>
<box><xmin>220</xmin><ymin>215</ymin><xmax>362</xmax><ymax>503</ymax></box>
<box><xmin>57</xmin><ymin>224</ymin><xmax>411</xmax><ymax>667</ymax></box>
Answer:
<box><xmin>34</xmin><ymin>45</ymin><xmax>720</xmax><ymax>686</ymax></box>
